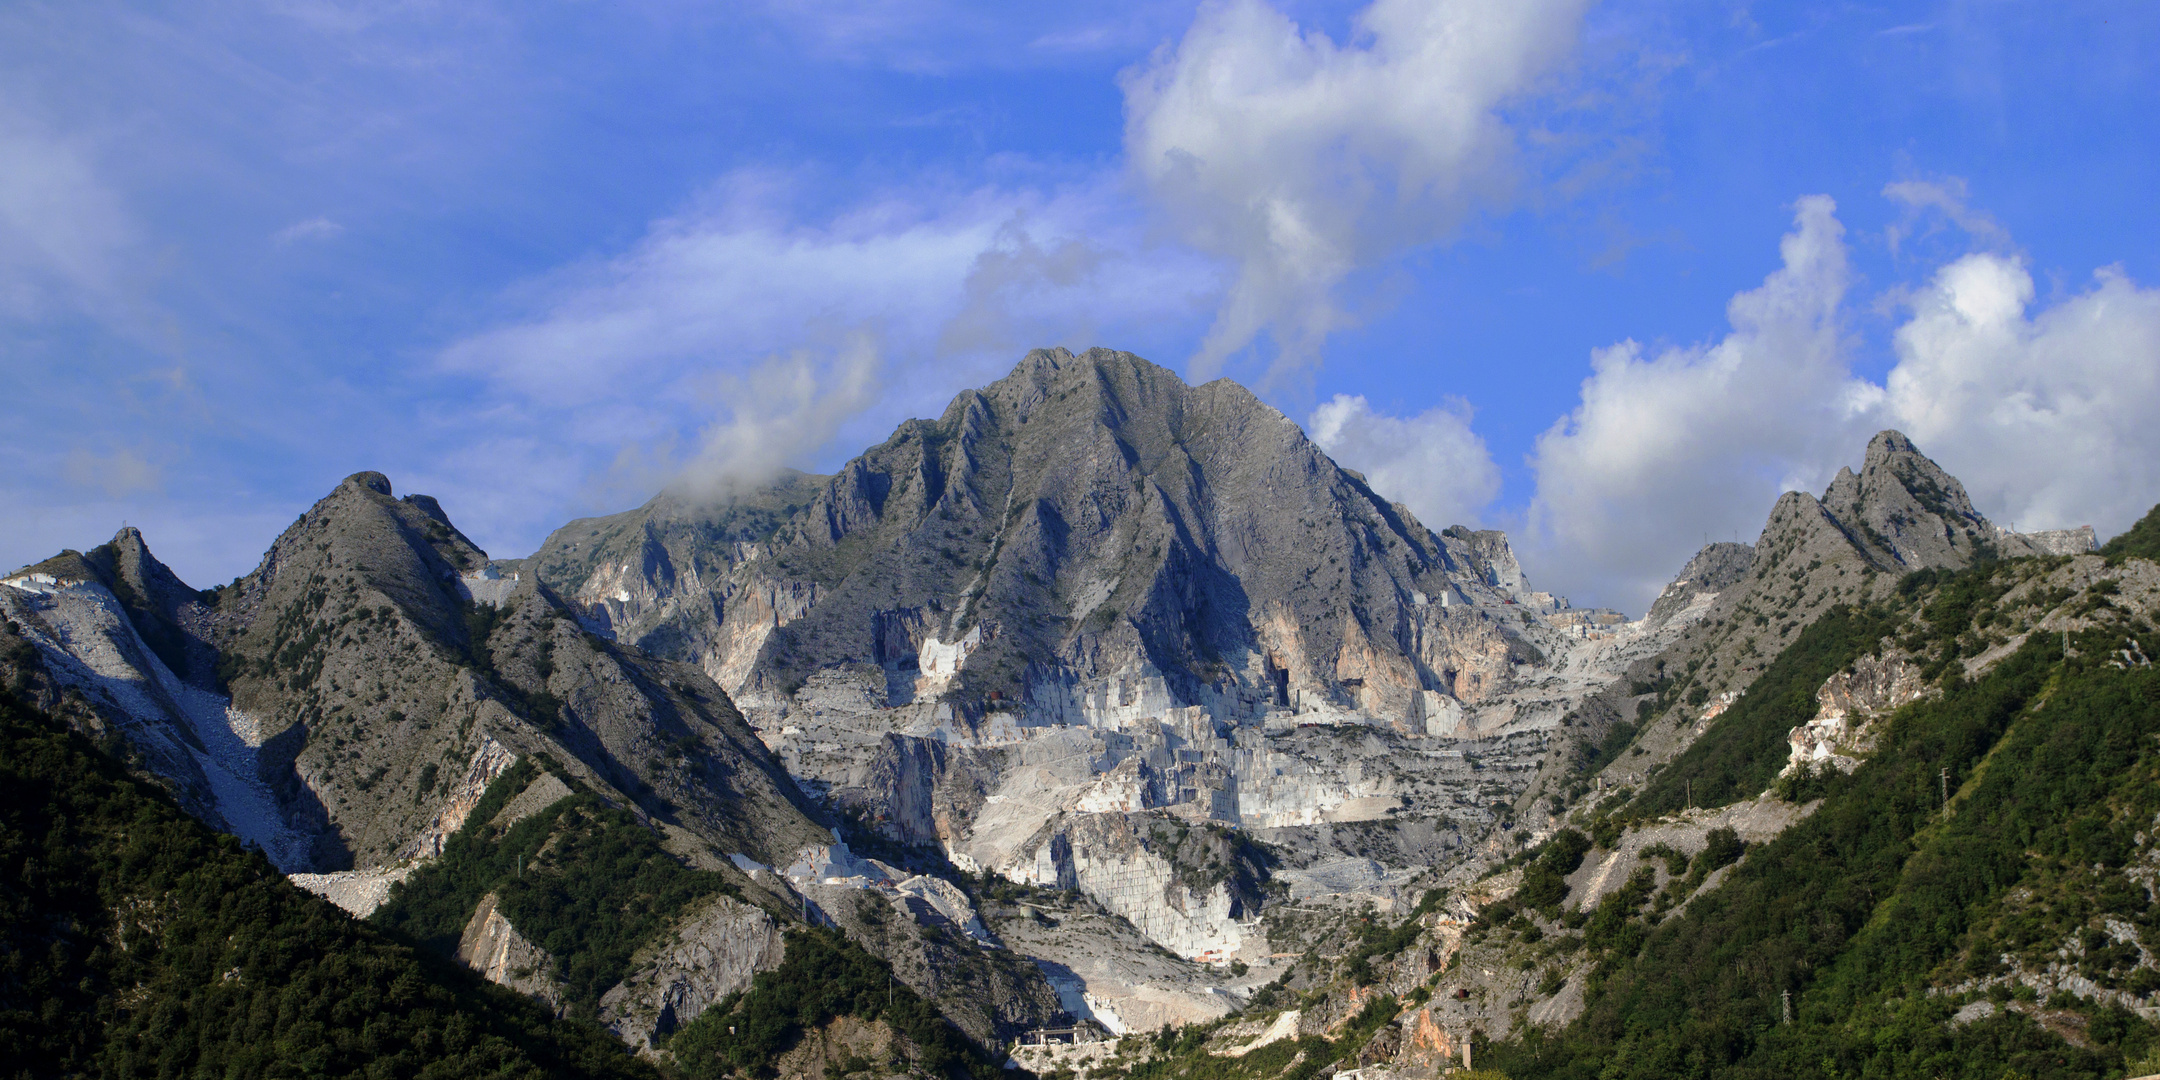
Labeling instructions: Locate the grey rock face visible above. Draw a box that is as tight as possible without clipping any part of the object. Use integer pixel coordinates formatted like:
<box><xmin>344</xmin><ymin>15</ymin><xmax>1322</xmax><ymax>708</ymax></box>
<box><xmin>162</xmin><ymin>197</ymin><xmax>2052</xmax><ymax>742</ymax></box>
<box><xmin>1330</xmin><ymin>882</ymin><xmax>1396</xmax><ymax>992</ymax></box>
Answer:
<box><xmin>599</xmin><ymin>894</ymin><xmax>786</xmax><ymax>1050</ymax></box>
<box><xmin>533</xmin><ymin>348</ymin><xmax>1553</xmax><ymax>733</ymax></box>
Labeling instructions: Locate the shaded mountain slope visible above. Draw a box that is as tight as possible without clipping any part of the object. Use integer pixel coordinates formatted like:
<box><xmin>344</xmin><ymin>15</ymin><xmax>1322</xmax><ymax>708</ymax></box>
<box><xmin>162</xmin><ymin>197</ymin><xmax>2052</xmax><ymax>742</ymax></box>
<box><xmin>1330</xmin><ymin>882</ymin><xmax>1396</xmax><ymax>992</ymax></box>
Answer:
<box><xmin>3</xmin><ymin>471</ymin><xmax>830</xmax><ymax>875</ymax></box>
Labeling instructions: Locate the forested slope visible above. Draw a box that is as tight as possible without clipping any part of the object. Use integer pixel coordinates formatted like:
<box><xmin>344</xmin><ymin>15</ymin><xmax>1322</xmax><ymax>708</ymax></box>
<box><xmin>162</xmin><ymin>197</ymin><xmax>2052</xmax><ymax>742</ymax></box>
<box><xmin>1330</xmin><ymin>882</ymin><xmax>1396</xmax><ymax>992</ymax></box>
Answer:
<box><xmin>0</xmin><ymin>693</ymin><xmax>653</xmax><ymax>1080</ymax></box>
<box><xmin>1063</xmin><ymin>531</ymin><xmax>2160</xmax><ymax>1080</ymax></box>
<box><xmin>1499</xmin><ymin>553</ymin><xmax>2160</xmax><ymax>1078</ymax></box>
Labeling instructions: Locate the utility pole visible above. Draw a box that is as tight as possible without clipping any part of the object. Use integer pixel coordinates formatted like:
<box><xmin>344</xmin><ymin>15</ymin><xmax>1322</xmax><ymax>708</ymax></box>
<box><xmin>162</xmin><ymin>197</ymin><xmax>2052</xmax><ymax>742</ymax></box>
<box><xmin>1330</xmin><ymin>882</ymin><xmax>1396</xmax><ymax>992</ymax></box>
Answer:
<box><xmin>1686</xmin><ymin>779</ymin><xmax>1692</xmax><ymax>811</ymax></box>
<box><xmin>1940</xmin><ymin>768</ymin><xmax>1950</xmax><ymax>813</ymax></box>
<box><xmin>1782</xmin><ymin>989</ymin><xmax>1792</xmax><ymax>1025</ymax></box>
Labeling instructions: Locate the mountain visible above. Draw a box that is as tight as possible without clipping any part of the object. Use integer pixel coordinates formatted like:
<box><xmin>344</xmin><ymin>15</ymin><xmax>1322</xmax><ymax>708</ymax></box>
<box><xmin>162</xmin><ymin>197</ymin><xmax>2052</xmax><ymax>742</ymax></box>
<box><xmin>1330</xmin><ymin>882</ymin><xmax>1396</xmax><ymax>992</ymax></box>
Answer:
<box><xmin>524</xmin><ymin>348</ymin><xmax>1640</xmax><ymax>1026</ymax></box>
<box><xmin>1514</xmin><ymin>428</ymin><xmax>2096</xmax><ymax>829</ymax></box>
<box><xmin>532</xmin><ymin>347</ymin><xmax>1565</xmax><ymax>728</ymax></box>
<box><xmin>4</xmin><ymin>472</ymin><xmax>828</xmax><ymax>877</ymax></box>
<box><xmin>7</xmin><ymin>346</ymin><xmax>2149</xmax><ymax>1080</ymax></box>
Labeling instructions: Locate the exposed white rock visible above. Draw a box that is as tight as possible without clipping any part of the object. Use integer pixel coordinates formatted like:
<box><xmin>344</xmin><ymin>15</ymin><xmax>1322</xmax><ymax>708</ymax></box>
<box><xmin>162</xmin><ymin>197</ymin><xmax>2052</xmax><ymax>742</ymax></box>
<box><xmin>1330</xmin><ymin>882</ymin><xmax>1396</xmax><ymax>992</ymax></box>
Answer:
<box><xmin>1784</xmin><ymin>653</ymin><xmax>1927</xmax><ymax>775</ymax></box>
<box><xmin>455</xmin><ymin>563</ymin><xmax>522</xmax><ymax>607</ymax></box>
<box><xmin>1273</xmin><ymin>857</ymin><xmax>1423</xmax><ymax>910</ymax></box>
<box><xmin>288</xmin><ymin>865</ymin><xmax>416</xmax><ymax>918</ymax></box>
<box><xmin>782</xmin><ymin>833</ymin><xmax>999</xmax><ymax>945</ymax></box>
<box><xmin>1004</xmin><ymin>813</ymin><xmax>1249</xmax><ymax>962</ymax></box>
<box><xmin>402</xmin><ymin>736</ymin><xmax>517</xmax><ymax>859</ymax></box>
<box><xmin>0</xmin><ymin>575</ymin><xmax>312</xmax><ymax>870</ymax></box>
<box><xmin>1221</xmin><ymin>1009</ymin><xmax>1302</xmax><ymax>1056</ymax></box>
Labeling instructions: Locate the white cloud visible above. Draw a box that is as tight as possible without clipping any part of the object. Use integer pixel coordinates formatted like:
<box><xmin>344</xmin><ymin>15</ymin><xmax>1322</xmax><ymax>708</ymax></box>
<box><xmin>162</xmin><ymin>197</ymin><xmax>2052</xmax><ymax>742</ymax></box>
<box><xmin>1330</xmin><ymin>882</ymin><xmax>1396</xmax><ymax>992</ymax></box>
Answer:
<box><xmin>1879</xmin><ymin>254</ymin><xmax>2160</xmax><ymax>539</ymax></box>
<box><xmin>1307</xmin><ymin>394</ymin><xmax>1499</xmax><ymax>531</ymax></box>
<box><xmin>1122</xmin><ymin>0</ymin><xmax>1591</xmax><ymax>382</ymax></box>
<box><xmin>1527</xmin><ymin>191</ymin><xmax>2160</xmax><ymax>612</ymax></box>
<box><xmin>1526</xmin><ymin>196</ymin><xmax>1862</xmax><ymax>608</ymax></box>
<box><xmin>440</xmin><ymin>171</ymin><xmax>994</xmax><ymax>410</ymax></box>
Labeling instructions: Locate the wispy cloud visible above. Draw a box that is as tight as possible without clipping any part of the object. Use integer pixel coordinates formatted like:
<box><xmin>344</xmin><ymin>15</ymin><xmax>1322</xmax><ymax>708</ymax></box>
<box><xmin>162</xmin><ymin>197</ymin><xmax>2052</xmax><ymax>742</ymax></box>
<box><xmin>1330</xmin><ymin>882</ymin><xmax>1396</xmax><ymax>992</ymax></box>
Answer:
<box><xmin>1121</xmin><ymin>0</ymin><xmax>1593</xmax><ymax>386</ymax></box>
<box><xmin>271</xmin><ymin>216</ymin><xmax>345</xmax><ymax>245</ymax></box>
<box><xmin>0</xmin><ymin>106</ymin><xmax>135</xmax><ymax>318</ymax></box>
<box><xmin>430</xmin><ymin>166</ymin><xmax>1212</xmax><ymax>536</ymax></box>
<box><xmin>1882</xmin><ymin>175</ymin><xmax>2010</xmax><ymax>256</ymax></box>
<box><xmin>63</xmin><ymin>447</ymin><xmax>165</xmax><ymax>498</ymax></box>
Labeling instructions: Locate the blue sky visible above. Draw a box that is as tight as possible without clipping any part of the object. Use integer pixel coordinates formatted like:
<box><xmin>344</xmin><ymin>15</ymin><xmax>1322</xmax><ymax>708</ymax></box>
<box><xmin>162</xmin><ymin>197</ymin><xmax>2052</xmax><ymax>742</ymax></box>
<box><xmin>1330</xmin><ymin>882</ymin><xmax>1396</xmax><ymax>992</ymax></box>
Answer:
<box><xmin>2</xmin><ymin>0</ymin><xmax>2155</xmax><ymax>613</ymax></box>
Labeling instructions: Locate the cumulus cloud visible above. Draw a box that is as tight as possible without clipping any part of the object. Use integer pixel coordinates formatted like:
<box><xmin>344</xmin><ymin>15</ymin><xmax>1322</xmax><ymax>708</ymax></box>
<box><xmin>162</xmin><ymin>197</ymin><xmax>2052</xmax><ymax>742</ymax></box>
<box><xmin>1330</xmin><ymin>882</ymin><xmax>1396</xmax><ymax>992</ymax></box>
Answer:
<box><xmin>1877</xmin><ymin>254</ymin><xmax>2160</xmax><ymax>539</ymax></box>
<box><xmin>1527</xmin><ymin>191</ymin><xmax>2160</xmax><ymax>612</ymax></box>
<box><xmin>1122</xmin><ymin>0</ymin><xmax>1591</xmax><ymax>382</ymax></box>
<box><xmin>1307</xmin><ymin>394</ymin><xmax>1499</xmax><ymax>531</ymax></box>
<box><xmin>1528</xmin><ymin>196</ymin><xmax>1859</xmax><ymax>607</ymax></box>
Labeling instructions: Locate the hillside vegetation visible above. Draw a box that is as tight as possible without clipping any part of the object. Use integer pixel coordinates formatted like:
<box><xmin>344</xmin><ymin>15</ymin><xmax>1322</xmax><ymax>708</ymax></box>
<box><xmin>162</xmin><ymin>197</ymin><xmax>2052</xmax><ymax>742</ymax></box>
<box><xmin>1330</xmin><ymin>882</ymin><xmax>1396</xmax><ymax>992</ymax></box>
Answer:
<box><xmin>0</xmin><ymin>694</ymin><xmax>652</xmax><ymax>1080</ymax></box>
<box><xmin>373</xmin><ymin>760</ymin><xmax>747</xmax><ymax>1018</ymax></box>
<box><xmin>1079</xmin><ymin>537</ymin><xmax>2160</xmax><ymax>1080</ymax></box>
<box><xmin>1501</xmin><ymin>555</ymin><xmax>2160</xmax><ymax>1078</ymax></box>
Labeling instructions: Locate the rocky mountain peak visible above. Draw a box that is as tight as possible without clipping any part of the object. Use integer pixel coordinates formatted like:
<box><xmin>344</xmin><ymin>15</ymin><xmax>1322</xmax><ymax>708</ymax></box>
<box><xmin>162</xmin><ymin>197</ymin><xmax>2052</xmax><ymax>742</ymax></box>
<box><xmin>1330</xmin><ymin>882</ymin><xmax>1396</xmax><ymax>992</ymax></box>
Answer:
<box><xmin>535</xmin><ymin>347</ymin><xmax>1567</xmax><ymax>735</ymax></box>
<box><xmin>343</xmin><ymin>470</ymin><xmax>395</xmax><ymax>496</ymax></box>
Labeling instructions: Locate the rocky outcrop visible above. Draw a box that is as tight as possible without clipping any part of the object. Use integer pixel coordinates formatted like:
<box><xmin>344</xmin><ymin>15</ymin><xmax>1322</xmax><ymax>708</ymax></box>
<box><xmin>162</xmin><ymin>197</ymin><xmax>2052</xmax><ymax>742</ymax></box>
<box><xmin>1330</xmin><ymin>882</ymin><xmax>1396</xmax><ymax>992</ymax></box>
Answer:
<box><xmin>598</xmin><ymin>894</ymin><xmax>786</xmax><ymax>1049</ymax></box>
<box><xmin>1785</xmin><ymin>653</ymin><xmax>1928</xmax><ymax>774</ymax></box>
<box><xmin>1004</xmin><ymin>813</ymin><xmax>1264</xmax><ymax>963</ymax></box>
<box><xmin>456</xmin><ymin>892</ymin><xmax>564</xmax><ymax>1010</ymax></box>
